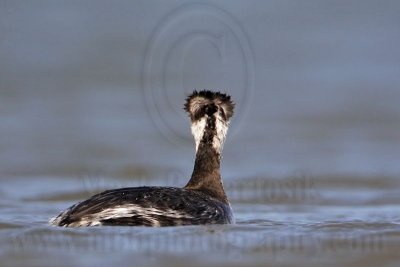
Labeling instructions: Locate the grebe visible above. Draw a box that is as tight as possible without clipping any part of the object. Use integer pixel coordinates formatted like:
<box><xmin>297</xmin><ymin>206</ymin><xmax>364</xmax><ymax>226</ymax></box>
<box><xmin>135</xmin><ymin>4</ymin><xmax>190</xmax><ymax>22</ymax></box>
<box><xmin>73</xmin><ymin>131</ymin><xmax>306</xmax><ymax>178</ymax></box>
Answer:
<box><xmin>50</xmin><ymin>90</ymin><xmax>235</xmax><ymax>227</ymax></box>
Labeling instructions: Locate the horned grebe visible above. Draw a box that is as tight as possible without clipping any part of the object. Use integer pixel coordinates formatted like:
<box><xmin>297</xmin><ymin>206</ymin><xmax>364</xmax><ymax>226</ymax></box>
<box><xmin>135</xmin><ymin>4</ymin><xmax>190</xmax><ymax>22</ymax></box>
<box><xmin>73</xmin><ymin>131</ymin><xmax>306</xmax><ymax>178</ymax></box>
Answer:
<box><xmin>50</xmin><ymin>90</ymin><xmax>235</xmax><ymax>227</ymax></box>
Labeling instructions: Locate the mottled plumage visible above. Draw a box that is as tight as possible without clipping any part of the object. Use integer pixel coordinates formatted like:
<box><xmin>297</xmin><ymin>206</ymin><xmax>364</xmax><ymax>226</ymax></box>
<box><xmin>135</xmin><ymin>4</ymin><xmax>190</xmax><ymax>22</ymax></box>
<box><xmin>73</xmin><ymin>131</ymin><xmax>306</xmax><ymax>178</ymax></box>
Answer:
<box><xmin>50</xmin><ymin>187</ymin><xmax>233</xmax><ymax>227</ymax></box>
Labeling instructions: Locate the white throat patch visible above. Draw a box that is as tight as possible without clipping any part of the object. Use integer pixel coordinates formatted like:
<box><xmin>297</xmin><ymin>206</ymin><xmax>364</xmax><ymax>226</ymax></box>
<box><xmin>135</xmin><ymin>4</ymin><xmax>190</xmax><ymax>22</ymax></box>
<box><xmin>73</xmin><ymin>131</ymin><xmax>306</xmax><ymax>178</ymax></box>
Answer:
<box><xmin>190</xmin><ymin>114</ymin><xmax>229</xmax><ymax>153</ymax></box>
<box><xmin>191</xmin><ymin>117</ymin><xmax>207</xmax><ymax>152</ymax></box>
<box><xmin>213</xmin><ymin>113</ymin><xmax>229</xmax><ymax>153</ymax></box>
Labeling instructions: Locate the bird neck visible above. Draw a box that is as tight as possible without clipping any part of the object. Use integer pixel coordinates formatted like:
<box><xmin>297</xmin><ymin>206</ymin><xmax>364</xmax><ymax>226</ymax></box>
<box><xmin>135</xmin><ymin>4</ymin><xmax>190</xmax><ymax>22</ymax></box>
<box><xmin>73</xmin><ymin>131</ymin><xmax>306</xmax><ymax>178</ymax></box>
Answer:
<box><xmin>185</xmin><ymin>114</ymin><xmax>229</xmax><ymax>203</ymax></box>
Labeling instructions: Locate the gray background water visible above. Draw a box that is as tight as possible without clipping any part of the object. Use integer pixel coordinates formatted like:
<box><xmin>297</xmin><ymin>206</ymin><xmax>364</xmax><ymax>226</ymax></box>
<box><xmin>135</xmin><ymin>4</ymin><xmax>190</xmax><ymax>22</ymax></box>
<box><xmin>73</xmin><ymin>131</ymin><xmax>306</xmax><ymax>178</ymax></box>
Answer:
<box><xmin>1</xmin><ymin>1</ymin><xmax>400</xmax><ymax>266</ymax></box>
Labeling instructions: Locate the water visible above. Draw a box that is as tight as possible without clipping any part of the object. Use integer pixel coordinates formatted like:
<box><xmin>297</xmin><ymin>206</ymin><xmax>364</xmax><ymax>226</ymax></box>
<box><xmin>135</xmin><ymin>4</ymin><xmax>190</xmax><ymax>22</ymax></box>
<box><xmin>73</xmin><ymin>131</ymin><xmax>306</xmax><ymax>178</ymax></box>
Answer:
<box><xmin>2</xmin><ymin>176</ymin><xmax>400</xmax><ymax>266</ymax></box>
<box><xmin>0</xmin><ymin>175</ymin><xmax>399</xmax><ymax>266</ymax></box>
<box><xmin>1</xmin><ymin>1</ymin><xmax>400</xmax><ymax>266</ymax></box>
